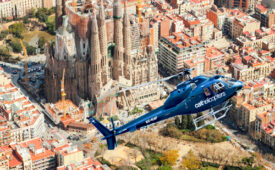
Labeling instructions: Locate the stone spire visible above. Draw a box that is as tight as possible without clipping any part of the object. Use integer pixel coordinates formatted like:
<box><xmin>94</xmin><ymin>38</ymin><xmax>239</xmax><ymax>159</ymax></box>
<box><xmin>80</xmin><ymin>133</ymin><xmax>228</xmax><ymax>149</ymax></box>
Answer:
<box><xmin>98</xmin><ymin>0</ymin><xmax>109</xmax><ymax>85</ymax></box>
<box><xmin>123</xmin><ymin>1</ymin><xmax>132</xmax><ymax>80</ymax></box>
<box><xmin>113</xmin><ymin>0</ymin><xmax>124</xmax><ymax>80</ymax></box>
<box><xmin>90</xmin><ymin>11</ymin><xmax>102</xmax><ymax>99</ymax></box>
<box><xmin>55</xmin><ymin>0</ymin><xmax>63</xmax><ymax>29</ymax></box>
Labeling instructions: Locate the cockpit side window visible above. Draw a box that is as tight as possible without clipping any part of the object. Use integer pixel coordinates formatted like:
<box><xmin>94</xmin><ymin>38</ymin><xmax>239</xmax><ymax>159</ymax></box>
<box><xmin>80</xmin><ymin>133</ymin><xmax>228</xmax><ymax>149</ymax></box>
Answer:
<box><xmin>190</xmin><ymin>83</ymin><xmax>197</xmax><ymax>90</ymax></box>
<box><xmin>204</xmin><ymin>88</ymin><xmax>211</xmax><ymax>97</ymax></box>
<box><xmin>210</xmin><ymin>82</ymin><xmax>225</xmax><ymax>93</ymax></box>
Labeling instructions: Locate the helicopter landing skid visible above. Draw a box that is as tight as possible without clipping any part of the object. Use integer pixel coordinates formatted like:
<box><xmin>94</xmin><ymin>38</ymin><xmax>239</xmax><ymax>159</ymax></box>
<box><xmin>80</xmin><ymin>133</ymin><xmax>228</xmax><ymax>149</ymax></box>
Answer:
<box><xmin>192</xmin><ymin>100</ymin><xmax>232</xmax><ymax>131</ymax></box>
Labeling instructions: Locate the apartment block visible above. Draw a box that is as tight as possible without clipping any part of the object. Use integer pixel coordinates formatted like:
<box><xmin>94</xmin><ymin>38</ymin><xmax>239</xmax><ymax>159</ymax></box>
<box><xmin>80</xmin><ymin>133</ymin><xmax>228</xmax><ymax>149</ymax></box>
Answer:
<box><xmin>206</xmin><ymin>5</ymin><xmax>226</xmax><ymax>30</ymax></box>
<box><xmin>182</xmin><ymin>11</ymin><xmax>214</xmax><ymax>42</ymax></box>
<box><xmin>227</xmin><ymin>0</ymin><xmax>255</xmax><ymax>11</ymax></box>
<box><xmin>158</xmin><ymin>32</ymin><xmax>206</xmax><ymax>74</ymax></box>
<box><xmin>0</xmin><ymin>149</ymin><xmax>9</xmax><ymax>169</ymax></box>
<box><xmin>255</xmin><ymin>4</ymin><xmax>275</xmax><ymax>28</ymax></box>
<box><xmin>236</xmin><ymin>27</ymin><xmax>275</xmax><ymax>48</ymax></box>
<box><xmin>0</xmin><ymin>0</ymin><xmax>43</xmax><ymax>18</ymax></box>
<box><xmin>254</xmin><ymin>111</ymin><xmax>275</xmax><ymax>150</ymax></box>
<box><xmin>57</xmin><ymin>157</ymin><xmax>105</xmax><ymax>170</ymax></box>
<box><xmin>0</xmin><ymin>68</ymin><xmax>45</xmax><ymax>144</ymax></box>
<box><xmin>230</xmin><ymin>54</ymin><xmax>272</xmax><ymax>81</ymax></box>
<box><xmin>236</xmin><ymin>99</ymin><xmax>272</xmax><ymax>131</ymax></box>
<box><xmin>0</xmin><ymin>126</ymin><xmax>11</xmax><ymax>147</ymax></box>
<box><xmin>205</xmin><ymin>46</ymin><xmax>225</xmax><ymax>72</ymax></box>
<box><xmin>183</xmin><ymin>56</ymin><xmax>205</xmax><ymax>77</ymax></box>
<box><xmin>57</xmin><ymin>145</ymin><xmax>84</xmax><ymax>166</ymax></box>
<box><xmin>232</xmin><ymin>15</ymin><xmax>261</xmax><ymax>40</ymax></box>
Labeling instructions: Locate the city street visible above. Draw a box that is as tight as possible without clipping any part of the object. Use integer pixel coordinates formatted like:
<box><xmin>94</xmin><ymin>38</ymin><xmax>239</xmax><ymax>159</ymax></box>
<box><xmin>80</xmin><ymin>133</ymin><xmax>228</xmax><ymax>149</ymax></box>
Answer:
<box><xmin>216</xmin><ymin>117</ymin><xmax>275</xmax><ymax>168</ymax></box>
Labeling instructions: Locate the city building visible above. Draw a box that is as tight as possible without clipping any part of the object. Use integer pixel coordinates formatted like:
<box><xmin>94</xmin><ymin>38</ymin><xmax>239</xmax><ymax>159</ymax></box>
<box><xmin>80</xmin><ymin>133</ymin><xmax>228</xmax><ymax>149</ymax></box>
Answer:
<box><xmin>236</xmin><ymin>27</ymin><xmax>275</xmax><ymax>49</ymax></box>
<box><xmin>255</xmin><ymin>4</ymin><xmax>275</xmax><ymax>28</ymax></box>
<box><xmin>45</xmin><ymin>99</ymin><xmax>84</xmax><ymax>125</ymax></box>
<box><xmin>0</xmin><ymin>0</ymin><xmax>43</xmax><ymax>18</ymax></box>
<box><xmin>230</xmin><ymin>54</ymin><xmax>272</xmax><ymax>81</ymax></box>
<box><xmin>181</xmin><ymin>11</ymin><xmax>214</xmax><ymax>42</ymax></box>
<box><xmin>43</xmin><ymin>0</ymin><xmax>56</xmax><ymax>9</ymax></box>
<box><xmin>45</xmin><ymin>0</ymin><xmax>160</xmax><ymax>115</ymax></box>
<box><xmin>205</xmin><ymin>46</ymin><xmax>225</xmax><ymax>72</ymax></box>
<box><xmin>0</xmin><ymin>68</ymin><xmax>45</xmax><ymax>144</ymax></box>
<box><xmin>9</xmin><ymin>137</ymin><xmax>57</xmax><ymax>169</ymax></box>
<box><xmin>66</xmin><ymin>122</ymin><xmax>94</xmax><ymax>135</ymax></box>
<box><xmin>0</xmin><ymin>125</ymin><xmax>11</xmax><ymax>147</ymax></box>
<box><xmin>254</xmin><ymin>111</ymin><xmax>275</xmax><ymax>150</ymax></box>
<box><xmin>232</xmin><ymin>15</ymin><xmax>261</xmax><ymax>40</ymax></box>
<box><xmin>262</xmin><ymin>0</ymin><xmax>275</xmax><ymax>8</ymax></box>
<box><xmin>183</xmin><ymin>56</ymin><xmax>205</xmax><ymax>76</ymax></box>
<box><xmin>234</xmin><ymin>98</ymin><xmax>272</xmax><ymax>132</ymax></box>
<box><xmin>57</xmin><ymin>145</ymin><xmax>84</xmax><ymax>166</ymax></box>
<box><xmin>158</xmin><ymin>32</ymin><xmax>206</xmax><ymax>74</ymax></box>
<box><xmin>206</xmin><ymin>5</ymin><xmax>225</xmax><ymax>31</ymax></box>
<box><xmin>57</xmin><ymin>157</ymin><xmax>105</xmax><ymax>170</ymax></box>
<box><xmin>226</xmin><ymin>0</ymin><xmax>254</xmax><ymax>11</ymax></box>
<box><xmin>0</xmin><ymin>149</ymin><xmax>9</xmax><ymax>169</ymax></box>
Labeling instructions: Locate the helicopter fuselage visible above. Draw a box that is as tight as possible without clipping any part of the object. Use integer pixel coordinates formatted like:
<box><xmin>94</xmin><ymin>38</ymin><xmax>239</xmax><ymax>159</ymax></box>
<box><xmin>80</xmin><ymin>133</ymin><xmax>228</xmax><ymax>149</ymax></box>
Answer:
<box><xmin>114</xmin><ymin>75</ymin><xmax>242</xmax><ymax>135</ymax></box>
<box><xmin>88</xmin><ymin>74</ymin><xmax>243</xmax><ymax>150</ymax></box>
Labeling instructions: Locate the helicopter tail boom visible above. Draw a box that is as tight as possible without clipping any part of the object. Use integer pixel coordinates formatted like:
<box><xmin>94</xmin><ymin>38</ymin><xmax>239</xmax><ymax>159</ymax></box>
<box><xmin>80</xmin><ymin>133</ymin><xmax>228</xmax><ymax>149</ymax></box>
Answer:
<box><xmin>87</xmin><ymin>116</ymin><xmax>117</xmax><ymax>150</ymax></box>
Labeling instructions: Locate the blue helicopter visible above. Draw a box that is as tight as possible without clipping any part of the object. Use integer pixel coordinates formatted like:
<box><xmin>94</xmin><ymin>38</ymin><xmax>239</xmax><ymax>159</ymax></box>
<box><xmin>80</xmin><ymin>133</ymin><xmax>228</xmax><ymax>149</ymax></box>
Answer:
<box><xmin>88</xmin><ymin>69</ymin><xmax>243</xmax><ymax>150</ymax></box>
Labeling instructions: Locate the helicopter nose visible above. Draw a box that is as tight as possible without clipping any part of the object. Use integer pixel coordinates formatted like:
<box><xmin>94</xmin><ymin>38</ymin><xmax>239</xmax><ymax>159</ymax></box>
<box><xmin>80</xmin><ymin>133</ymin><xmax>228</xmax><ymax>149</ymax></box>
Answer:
<box><xmin>234</xmin><ymin>81</ymin><xmax>243</xmax><ymax>91</ymax></box>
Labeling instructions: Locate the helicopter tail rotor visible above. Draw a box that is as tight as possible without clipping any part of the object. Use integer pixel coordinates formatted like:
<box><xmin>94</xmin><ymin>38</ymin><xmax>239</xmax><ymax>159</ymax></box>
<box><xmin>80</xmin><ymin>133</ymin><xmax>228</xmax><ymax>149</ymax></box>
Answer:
<box><xmin>87</xmin><ymin>116</ymin><xmax>117</xmax><ymax>150</ymax></box>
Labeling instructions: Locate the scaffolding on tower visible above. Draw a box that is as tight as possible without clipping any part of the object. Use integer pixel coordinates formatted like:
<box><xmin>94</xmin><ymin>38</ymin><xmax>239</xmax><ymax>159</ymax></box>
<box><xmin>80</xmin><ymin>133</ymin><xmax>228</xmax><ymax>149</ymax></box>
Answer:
<box><xmin>137</xmin><ymin>0</ymin><xmax>142</xmax><ymax>24</ymax></box>
<box><xmin>61</xmin><ymin>68</ymin><xmax>66</xmax><ymax>118</ymax></box>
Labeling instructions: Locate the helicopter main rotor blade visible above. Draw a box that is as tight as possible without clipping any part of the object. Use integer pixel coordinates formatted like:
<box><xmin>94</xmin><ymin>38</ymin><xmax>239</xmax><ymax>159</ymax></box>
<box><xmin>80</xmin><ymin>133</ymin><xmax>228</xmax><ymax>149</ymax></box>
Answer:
<box><xmin>97</xmin><ymin>69</ymin><xmax>194</xmax><ymax>101</ymax></box>
<box><xmin>117</xmin><ymin>72</ymin><xmax>183</xmax><ymax>94</ymax></box>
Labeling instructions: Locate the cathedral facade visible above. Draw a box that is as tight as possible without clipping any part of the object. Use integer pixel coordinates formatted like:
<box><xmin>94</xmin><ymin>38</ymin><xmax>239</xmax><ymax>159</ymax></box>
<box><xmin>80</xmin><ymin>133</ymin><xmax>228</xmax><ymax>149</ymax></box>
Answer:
<box><xmin>44</xmin><ymin>0</ymin><xmax>159</xmax><ymax>114</ymax></box>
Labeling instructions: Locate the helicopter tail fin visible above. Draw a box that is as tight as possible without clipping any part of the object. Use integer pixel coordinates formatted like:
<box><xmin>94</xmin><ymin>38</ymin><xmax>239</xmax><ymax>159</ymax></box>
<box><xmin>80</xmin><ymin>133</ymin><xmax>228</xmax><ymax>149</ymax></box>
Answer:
<box><xmin>87</xmin><ymin>116</ymin><xmax>117</xmax><ymax>150</ymax></box>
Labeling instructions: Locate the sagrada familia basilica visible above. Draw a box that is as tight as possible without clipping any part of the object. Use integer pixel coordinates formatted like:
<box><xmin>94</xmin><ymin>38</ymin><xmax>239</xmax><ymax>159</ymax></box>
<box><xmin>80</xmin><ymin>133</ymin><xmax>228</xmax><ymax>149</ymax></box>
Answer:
<box><xmin>44</xmin><ymin>0</ymin><xmax>159</xmax><ymax>114</ymax></box>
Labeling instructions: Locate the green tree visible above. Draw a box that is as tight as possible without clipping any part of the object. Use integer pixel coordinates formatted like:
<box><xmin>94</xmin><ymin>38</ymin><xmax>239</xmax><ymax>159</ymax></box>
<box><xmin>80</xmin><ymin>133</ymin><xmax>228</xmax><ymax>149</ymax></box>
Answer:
<box><xmin>196</xmin><ymin>112</ymin><xmax>204</xmax><ymax>127</ymax></box>
<box><xmin>181</xmin><ymin>150</ymin><xmax>201</xmax><ymax>170</ymax></box>
<box><xmin>36</xmin><ymin>8</ymin><xmax>48</xmax><ymax>22</ymax></box>
<box><xmin>0</xmin><ymin>30</ymin><xmax>9</xmax><ymax>40</ymax></box>
<box><xmin>159</xmin><ymin>124</ymin><xmax>182</xmax><ymax>139</ymax></box>
<box><xmin>23</xmin><ymin>16</ymin><xmax>30</xmax><ymax>24</ymax></box>
<box><xmin>160</xmin><ymin>150</ymin><xmax>179</xmax><ymax>166</ymax></box>
<box><xmin>48</xmin><ymin>7</ymin><xmax>55</xmax><ymax>15</ymax></box>
<box><xmin>0</xmin><ymin>46</ymin><xmax>10</xmax><ymax>56</ymax></box>
<box><xmin>157</xmin><ymin>165</ymin><xmax>173</xmax><ymax>170</ymax></box>
<box><xmin>38</xmin><ymin>36</ymin><xmax>46</xmax><ymax>49</ymax></box>
<box><xmin>242</xmin><ymin>156</ymin><xmax>255</xmax><ymax>167</ymax></box>
<box><xmin>180</xmin><ymin>115</ymin><xmax>188</xmax><ymax>129</ymax></box>
<box><xmin>46</xmin><ymin>20</ymin><xmax>56</xmax><ymax>35</ymax></box>
<box><xmin>8</xmin><ymin>39</ymin><xmax>22</xmax><ymax>53</ymax></box>
<box><xmin>8</xmin><ymin>22</ymin><xmax>25</xmax><ymax>38</ymax></box>
<box><xmin>175</xmin><ymin>116</ymin><xmax>180</xmax><ymax>128</ymax></box>
<box><xmin>26</xmin><ymin>45</ymin><xmax>36</xmax><ymax>55</ymax></box>
<box><xmin>187</xmin><ymin>115</ymin><xmax>195</xmax><ymax>130</ymax></box>
<box><xmin>28</xmin><ymin>8</ymin><xmax>36</xmax><ymax>18</ymax></box>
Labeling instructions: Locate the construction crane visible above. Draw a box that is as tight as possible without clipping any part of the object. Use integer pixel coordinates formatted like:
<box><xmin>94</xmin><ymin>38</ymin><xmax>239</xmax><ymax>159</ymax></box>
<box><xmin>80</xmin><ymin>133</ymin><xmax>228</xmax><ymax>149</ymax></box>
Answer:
<box><xmin>19</xmin><ymin>40</ymin><xmax>29</xmax><ymax>84</ymax></box>
<box><xmin>137</xmin><ymin>0</ymin><xmax>142</xmax><ymax>24</ymax></box>
<box><xmin>61</xmin><ymin>68</ymin><xmax>66</xmax><ymax>118</ymax></box>
<box><xmin>72</xmin><ymin>0</ymin><xmax>77</xmax><ymax>11</ymax></box>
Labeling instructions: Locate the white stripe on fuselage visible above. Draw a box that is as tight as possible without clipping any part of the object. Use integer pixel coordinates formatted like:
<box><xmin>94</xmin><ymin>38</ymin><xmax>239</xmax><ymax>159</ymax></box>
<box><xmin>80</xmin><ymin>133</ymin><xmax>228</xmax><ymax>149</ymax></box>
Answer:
<box><xmin>195</xmin><ymin>92</ymin><xmax>226</xmax><ymax>108</ymax></box>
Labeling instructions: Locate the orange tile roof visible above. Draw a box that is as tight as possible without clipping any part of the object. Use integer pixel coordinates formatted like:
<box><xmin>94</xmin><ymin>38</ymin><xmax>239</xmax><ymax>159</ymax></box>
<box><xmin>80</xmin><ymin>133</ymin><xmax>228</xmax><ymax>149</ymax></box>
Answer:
<box><xmin>59</xmin><ymin>147</ymin><xmax>81</xmax><ymax>156</ymax></box>
<box><xmin>10</xmin><ymin>138</ymin><xmax>55</xmax><ymax>162</ymax></box>
<box><xmin>57</xmin><ymin>157</ymin><xmax>103</xmax><ymax>170</ymax></box>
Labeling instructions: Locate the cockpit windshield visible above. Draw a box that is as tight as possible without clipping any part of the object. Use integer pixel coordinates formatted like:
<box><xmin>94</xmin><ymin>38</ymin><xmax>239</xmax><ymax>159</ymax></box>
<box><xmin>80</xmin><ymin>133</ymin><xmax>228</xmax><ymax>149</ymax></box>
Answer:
<box><xmin>210</xmin><ymin>82</ymin><xmax>225</xmax><ymax>93</ymax></box>
<box><xmin>222</xmin><ymin>77</ymin><xmax>235</xmax><ymax>88</ymax></box>
<box><xmin>190</xmin><ymin>83</ymin><xmax>197</xmax><ymax>90</ymax></box>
